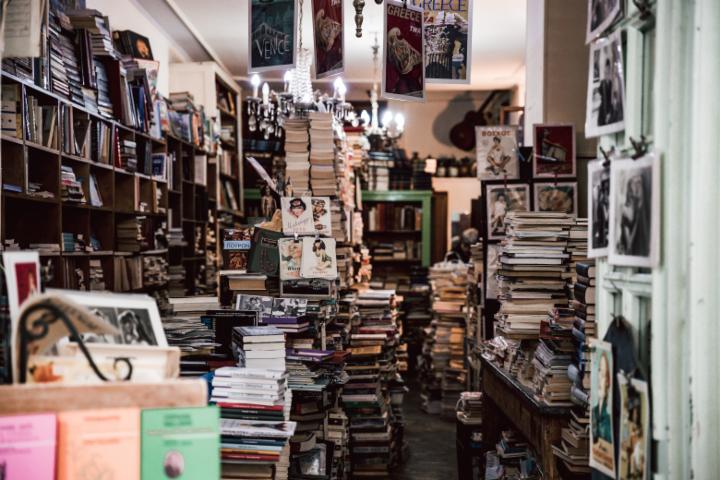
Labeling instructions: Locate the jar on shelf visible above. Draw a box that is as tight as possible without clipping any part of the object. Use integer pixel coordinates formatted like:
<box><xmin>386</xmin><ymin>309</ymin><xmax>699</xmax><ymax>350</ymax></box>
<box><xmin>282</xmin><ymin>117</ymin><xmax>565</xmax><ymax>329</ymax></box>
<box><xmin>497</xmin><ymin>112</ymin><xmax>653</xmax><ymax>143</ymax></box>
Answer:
<box><xmin>436</xmin><ymin>158</ymin><xmax>447</xmax><ymax>177</ymax></box>
<box><xmin>448</xmin><ymin>157</ymin><xmax>459</xmax><ymax>177</ymax></box>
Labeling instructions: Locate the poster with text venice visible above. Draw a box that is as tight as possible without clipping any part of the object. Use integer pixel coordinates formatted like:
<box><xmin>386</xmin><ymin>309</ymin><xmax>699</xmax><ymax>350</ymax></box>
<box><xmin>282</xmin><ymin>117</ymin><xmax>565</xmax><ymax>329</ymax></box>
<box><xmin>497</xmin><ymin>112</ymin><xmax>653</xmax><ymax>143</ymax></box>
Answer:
<box><xmin>248</xmin><ymin>0</ymin><xmax>297</xmax><ymax>73</ymax></box>
<box><xmin>383</xmin><ymin>0</ymin><xmax>425</xmax><ymax>102</ymax></box>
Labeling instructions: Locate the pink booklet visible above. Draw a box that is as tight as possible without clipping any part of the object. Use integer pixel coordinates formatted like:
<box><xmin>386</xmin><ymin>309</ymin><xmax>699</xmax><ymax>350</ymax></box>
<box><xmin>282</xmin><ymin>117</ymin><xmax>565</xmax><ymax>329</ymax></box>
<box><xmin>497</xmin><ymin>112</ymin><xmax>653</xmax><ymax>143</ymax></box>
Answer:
<box><xmin>0</xmin><ymin>413</ymin><xmax>57</xmax><ymax>479</ymax></box>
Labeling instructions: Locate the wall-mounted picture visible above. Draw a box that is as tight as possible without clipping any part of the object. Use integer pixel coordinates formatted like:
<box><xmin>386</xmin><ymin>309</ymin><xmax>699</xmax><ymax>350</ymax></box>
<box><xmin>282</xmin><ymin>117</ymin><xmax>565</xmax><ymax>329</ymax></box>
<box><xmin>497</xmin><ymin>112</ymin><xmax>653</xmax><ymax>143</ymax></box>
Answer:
<box><xmin>588</xmin><ymin>159</ymin><xmax>611</xmax><ymax>257</ymax></box>
<box><xmin>533</xmin><ymin>124</ymin><xmax>576</xmax><ymax>177</ymax></box>
<box><xmin>311</xmin><ymin>197</ymin><xmax>332</xmax><ymax>236</ymax></box>
<box><xmin>590</xmin><ymin>339</ymin><xmax>616</xmax><ymax>477</ymax></box>
<box><xmin>476</xmin><ymin>126</ymin><xmax>519</xmax><ymax>180</ymax></box>
<box><xmin>485</xmin><ymin>183</ymin><xmax>530</xmax><ymax>240</ymax></box>
<box><xmin>415</xmin><ymin>0</ymin><xmax>473</xmax><ymax>84</ymax></box>
<box><xmin>485</xmin><ymin>244</ymin><xmax>502</xmax><ymax>300</ymax></box>
<box><xmin>534</xmin><ymin>182</ymin><xmax>578</xmax><ymax>216</ymax></box>
<box><xmin>281</xmin><ymin>197</ymin><xmax>315</xmax><ymax>235</ymax></box>
<box><xmin>278</xmin><ymin>238</ymin><xmax>304</xmax><ymax>280</ymax></box>
<box><xmin>586</xmin><ymin>0</ymin><xmax>622</xmax><ymax>43</ymax></box>
<box><xmin>609</xmin><ymin>153</ymin><xmax>659</xmax><ymax>268</ymax></box>
<box><xmin>300</xmin><ymin>237</ymin><xmax>338</xmax><ymax>280</ymax></box>
<box><xmin>586</xmin><ymin>30</ymin><xmax>625</xmax><ymax>137</ymax></box>
<box><xmin>618</xmin><ymin>376</ymin><xmax>650</xmax><ymax>480</ymax></box>
<box><xmin>312</xmin><ymin>0</ymin><xmax>343</xmax><ymax>79</ymax></box>
<box><xmin>2</xmin><ymin>251</ymin><xmax>41</xmax><ymax>322</ymax></box>
<box><xmin>248</xmin><ymin>0</ymin><xmax>297</xmax><ymax>73</ymax></box>
<box><xmin>383</xmin><ymin>0</ymin><xmax>425</xmax><ymax>102</ymax></box>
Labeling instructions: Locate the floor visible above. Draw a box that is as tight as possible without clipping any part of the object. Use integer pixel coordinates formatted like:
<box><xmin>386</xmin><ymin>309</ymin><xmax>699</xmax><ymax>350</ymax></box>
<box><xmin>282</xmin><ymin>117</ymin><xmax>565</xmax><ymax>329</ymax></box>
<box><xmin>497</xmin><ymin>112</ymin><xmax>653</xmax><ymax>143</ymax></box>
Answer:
<box><xmin>395</xmin><ymin>382</ymin><xmax>458</xmax><ymax>480</ymax></box>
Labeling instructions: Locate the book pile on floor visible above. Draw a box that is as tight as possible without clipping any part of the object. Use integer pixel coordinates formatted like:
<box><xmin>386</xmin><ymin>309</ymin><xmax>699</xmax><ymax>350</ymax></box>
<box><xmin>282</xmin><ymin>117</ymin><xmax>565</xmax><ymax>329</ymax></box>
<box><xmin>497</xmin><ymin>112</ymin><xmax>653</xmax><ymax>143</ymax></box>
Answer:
<box><xmin>494</xmin><ymin>212</ymin><xmax>575</xmax><ymax>340</ymax></box>
<box><xmin>484</xmin><ymin>430</ymin><xmax>539</xmax><ymax>479</ymax></box>
<box><xmin>309</xmin><ymin>111</ymin><xmax>337</xmax><ymax>196</ymax></box>
<box><xmin>284</xmin><ymin>118</ymin><xmax>311</xmax><ymax>195</ymax></box>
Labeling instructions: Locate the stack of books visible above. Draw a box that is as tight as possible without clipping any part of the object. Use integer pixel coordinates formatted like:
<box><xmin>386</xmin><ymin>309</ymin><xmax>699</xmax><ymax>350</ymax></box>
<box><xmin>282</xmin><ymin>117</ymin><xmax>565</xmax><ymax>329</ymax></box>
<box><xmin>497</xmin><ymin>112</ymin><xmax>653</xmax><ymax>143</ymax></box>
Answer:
<box><xmin>365</xmin><ymin>151</ymin><xmax>392</xmax><ymax>190</ymax></box>
<box><xmin>48</xmin><ymin>9</ymin><xmax>84</xmax><ymax>105</ymax></box>
<box><xmin>530</xmin><ymin>319</ymin><xmax>574</xmax><ymax>406</ymax></box>
<box><xmin>456</xmin><ymin>391</ymin><xmax>483</xmax><ymax>425</ymax></box>
<box><xmin>552</xmin><ymin>410</ymin><xmax>591</xmax><ymax>475</ymax></box>
<box><xmin>168</xmin><ymin>264</ymin><xmax>187</xmax><ymax>296</ymax></box>
<box><xmin>164</xmin><ymin>296</ymin><xmax>223</xmax><ymax>376</ymax></box>
<box><xmin>494</xmin><ymin>212</ymin><xmax>576</xmax><ymax>339</ymax></box>
<box><xmin>284</xmin><ymin>118</ymin><xmax>310</xmax><ymax>195</ymax></box>
<box><xmin>308</xmin><ymin>111</ymin><xmax>337</xmax><ymax>196</ymax></box>
<box><xmin>116</xmin><ymin>217</ymin><xmax>148</xmax><ymax>252</ymax></box>
<box><xmin>61</xmin><ymin>165</ymin><xmax>86</xmax><ymax>203</ymax></box>
<box><xmin>233</xmin><ymin>326</ymin><xmax>286</xmax><ymax>371</ymax></box>
<box><xmin>1</xmin><ymin>84</ymin><xmax>22</xmax><ymax>138</ymax></box>
<box><xmin>88</xmin><ymin>258</ymin><xmax>106</xmax><ymax>290</ymax></box>
<box><xmin>119</xmin><ymin>138</ymin><xmax>138</xmax><ymax>171</ymax></box>
<box><xmin>142</xmin><ymin>255</ymin><xmax>168</xmax><ymax>287</ymax></box>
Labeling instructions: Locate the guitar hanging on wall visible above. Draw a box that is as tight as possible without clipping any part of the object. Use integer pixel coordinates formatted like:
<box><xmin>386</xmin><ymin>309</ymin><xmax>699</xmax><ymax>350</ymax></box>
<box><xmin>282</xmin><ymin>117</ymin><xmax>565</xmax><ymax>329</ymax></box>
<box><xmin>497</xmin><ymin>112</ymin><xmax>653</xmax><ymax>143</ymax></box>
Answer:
<box><xmin>449</xmin><ymin>90</ymin><xmax>512</xmax><ymax>151</ymax></box>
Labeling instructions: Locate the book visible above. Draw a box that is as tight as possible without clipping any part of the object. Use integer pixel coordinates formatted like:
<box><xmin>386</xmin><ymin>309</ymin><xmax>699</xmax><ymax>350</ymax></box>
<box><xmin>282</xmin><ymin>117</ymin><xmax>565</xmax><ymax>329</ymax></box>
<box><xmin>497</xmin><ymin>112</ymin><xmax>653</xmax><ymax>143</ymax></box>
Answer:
<box><xmin>247</xmin><ymin>228</ymin><xmax>283</xmax><ymax>277</ymax></box>
<box><xmin>57</xmin><ymin>408</ymin><xmax>140</xmax><ymax>480</ymax></box>
<box><xmin>278</xmin><ymin>238</ymin><xmax>303</xmax><ymax>280</ymax></box>
<box><xmin>222</xmin><ymin>227</ymin><xmax>252</xmax><ymax>271</ymax></box>
<box><xmin>235</xmin><ymin>326</ymin><xmax>285</xmax><ymax>343</ymax></box>
<box><xmin>300</xmin><ymin>237</ymin><xmax>338</xmax><ymax>280</ymax></box>
<box><xmin>141</xmin><ymin>406</ymin><xmax>220</xmax><ymax>479</ymax></box>
<box><xmin>0</xmin><ymin>413</ymin><xmax>56</xmax><ymax>479</ymax></box>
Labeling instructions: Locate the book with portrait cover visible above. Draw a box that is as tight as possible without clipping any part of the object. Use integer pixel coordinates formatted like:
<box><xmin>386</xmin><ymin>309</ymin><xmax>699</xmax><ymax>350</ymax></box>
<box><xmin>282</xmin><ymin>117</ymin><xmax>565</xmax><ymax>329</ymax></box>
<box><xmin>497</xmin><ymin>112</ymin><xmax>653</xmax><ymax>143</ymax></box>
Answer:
<box><xmin>248</xmin><ymin>228</ymin><xmax>284</xmax><ymax>277</ymax></box>
<box><xmin>278</xmin><ymin>237</ymin><xmax>303</xmax><ymax>280</ymax></box>
<box><xmin>0</xmin><ymin>413</ymin><xmax>56</xmax><ymax>480</ymax></box>
<box><xmin>57</xmin><ymin>408</ymin><xmax>140</xmax><ymax>480</ymax></box>
<box><xmin>222</xmin><ymin>227</ymin><xmax>253</xmax><ymax>271</ymax></box>
<box><xmin>310</xmin><ymin>197</ymin><xmax>332</xmax><ymax>236</ymax></box>
<box><xmin>141</xmin><ymin>406</ymin><xmax>220</xmax><ymax>480</ymax></box>
<box><xmin>300</xmin><ymin>237</ymin><xmax>338</xmax><ymax>280</ymax></box>
<box><xmin>281</xmin><ymin>197</ymin><xmax>315</xmax><ymax>235</ymax></box>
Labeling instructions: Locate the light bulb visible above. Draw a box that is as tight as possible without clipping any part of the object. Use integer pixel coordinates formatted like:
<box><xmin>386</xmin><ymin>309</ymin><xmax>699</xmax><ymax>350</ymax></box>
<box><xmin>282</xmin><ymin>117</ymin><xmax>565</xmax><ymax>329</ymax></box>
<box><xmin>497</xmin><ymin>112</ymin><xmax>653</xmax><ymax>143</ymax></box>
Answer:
<box><xmin>250</xmin><ymin>74</ymin><xmax>260</xmax><ymax>97</ymax></box>
<box><xmin>283</xmin><ymin>70</ymin><xmax>293</xmax><ymax>92</ymax></box>
<box><xmin>262</xmin><ymin>82</ymin><xmax>270</xmax><ymax>104</ymax></box>
<box><xmin>360</xmin><ymin>110</ymin><xmax>370</xmax><ymax>125</ymax></box>
<box><xmin>382</xmin><ymin>110</ymin><xmax>392</xmax><ymax>127</ymax></box>
<box><xmin>395</xmin><ymin>113</ymin><xmax>405</xmax><ymax>130</ymax></box>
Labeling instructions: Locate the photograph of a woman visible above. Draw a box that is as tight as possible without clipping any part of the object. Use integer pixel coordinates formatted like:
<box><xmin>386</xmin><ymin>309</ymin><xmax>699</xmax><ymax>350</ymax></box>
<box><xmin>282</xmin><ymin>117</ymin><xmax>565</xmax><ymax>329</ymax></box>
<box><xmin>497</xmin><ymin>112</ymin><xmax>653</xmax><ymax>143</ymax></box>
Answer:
<box><xmin>590</xmin><ymin>340</ymin><xmax>616</xmax><ymax>476</ymax></box>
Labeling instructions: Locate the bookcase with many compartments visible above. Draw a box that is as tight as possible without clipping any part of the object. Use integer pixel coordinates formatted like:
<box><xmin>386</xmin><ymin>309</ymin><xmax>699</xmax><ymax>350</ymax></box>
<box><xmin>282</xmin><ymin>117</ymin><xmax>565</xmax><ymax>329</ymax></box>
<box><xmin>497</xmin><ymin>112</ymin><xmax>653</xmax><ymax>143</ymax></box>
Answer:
<box><xmin>0</xmin><ymin>67</ymin><xmax>243</xmax><ymax>297</ymax></box>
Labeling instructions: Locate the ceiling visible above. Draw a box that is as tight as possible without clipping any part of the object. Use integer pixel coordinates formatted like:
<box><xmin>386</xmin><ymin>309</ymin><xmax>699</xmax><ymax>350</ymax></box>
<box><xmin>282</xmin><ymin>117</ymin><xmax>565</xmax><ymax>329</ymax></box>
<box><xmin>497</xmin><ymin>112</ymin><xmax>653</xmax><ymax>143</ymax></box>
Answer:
<box><xmin>154</xmin><ymin>0</ymin><xmax>526</xmax><ymax>91</ymax></box>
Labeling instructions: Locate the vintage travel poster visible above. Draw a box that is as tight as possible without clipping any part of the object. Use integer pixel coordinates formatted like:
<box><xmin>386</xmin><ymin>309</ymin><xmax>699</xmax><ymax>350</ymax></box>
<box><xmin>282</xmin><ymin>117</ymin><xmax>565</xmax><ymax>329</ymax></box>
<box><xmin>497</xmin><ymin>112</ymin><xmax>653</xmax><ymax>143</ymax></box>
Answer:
<box><xmin>383</xmin><ymin>0</ymin><xmax>425</xmax><ymax>102</ymax></box>
<box><xmin>248</xmin><ymin>0</ymin><xmax>297</xmax><ymax>72</ymax></box>
<box><xmin>312</xmin><ymin>0</ymin><xmax>343</xmax><ymax>78</ymax></box>
<box><xmin>414</xmin><ymin>0</ymin><xmax>472</xmax><ymax>83</ymax></box>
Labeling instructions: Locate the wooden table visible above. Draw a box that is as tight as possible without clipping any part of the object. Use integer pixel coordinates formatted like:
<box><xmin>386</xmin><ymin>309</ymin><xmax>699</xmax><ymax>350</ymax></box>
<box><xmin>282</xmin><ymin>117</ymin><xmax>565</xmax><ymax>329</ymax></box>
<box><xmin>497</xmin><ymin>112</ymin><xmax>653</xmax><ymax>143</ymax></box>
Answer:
<box><xmin>480</xmin><ymin>357</ymin><xmax>572</xmax><ymax>480</ymax></box>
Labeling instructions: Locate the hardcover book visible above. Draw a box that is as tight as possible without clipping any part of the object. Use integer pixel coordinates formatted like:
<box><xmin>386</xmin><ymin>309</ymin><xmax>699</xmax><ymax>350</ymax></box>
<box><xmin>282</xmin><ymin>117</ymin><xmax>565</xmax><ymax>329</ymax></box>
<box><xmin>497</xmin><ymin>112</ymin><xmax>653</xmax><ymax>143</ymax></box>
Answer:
<box><xmin>247</xmin><ymin>228</ymin><xmax>283</xmax><ymax>277</ymax></box>
<box><xmin>0</xmin><ymin>413</ymin><xmax>56</xmax><ymax>480</ymax></box>
<box><xmin>222</xmin><ymin>227</ymin><xmax>253</xmax><ymax>271</ymax></box>
<box><xmin>57</xmin><ymin>408</ymin><xmax>140</xmax><ymax>480</ymax></box>
<box><xmin>141</xmin><ymin>406</ymin><xmax>220</xmax><ymax>480</ymax></box>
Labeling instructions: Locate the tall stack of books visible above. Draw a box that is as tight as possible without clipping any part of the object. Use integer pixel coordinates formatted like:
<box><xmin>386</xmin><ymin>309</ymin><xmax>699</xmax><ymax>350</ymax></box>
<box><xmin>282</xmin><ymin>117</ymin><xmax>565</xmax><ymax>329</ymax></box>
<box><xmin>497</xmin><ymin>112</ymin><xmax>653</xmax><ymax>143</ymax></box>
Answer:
<box><xmin>116</xmin><ymin>217</ymin><xmax>148</xmax><ymax>252</ymax></box>
<box><xmin>494</xmin><ymin>212</ymin><xmax>576</xmax><ymax>340</ymax></box>
<box><xmin>233</xmin><ymin>326</ymin><xmax>286</xmax><ymax>371</ymax></box>
<box><xmin>284</xmin><ymin>118</ymin><xmax>311</xmax><ymax>195</ymax></box>
<box><xmin>365</xmin><ymin>151</ymin><xmax>392</xmax><ymax>190</ymax></box>
<box><xmin>309</xmin><ymin>111</ymin><xmax>337</xmax><ymax>196</ymax></box>
<box><xmin>530</xmin><ymin>318</ymin><xmax>574</xmax><ymax>406</ymax></box>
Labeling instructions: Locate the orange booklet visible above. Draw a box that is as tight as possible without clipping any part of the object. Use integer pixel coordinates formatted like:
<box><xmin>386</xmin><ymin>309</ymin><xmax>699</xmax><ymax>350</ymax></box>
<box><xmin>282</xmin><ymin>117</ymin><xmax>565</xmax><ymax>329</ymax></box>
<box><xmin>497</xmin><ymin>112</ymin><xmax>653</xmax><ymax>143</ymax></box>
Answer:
<box><xmin>57</xmin><ymin>408</ymin><xmax>140</xmax><ymax>480</ymax></box>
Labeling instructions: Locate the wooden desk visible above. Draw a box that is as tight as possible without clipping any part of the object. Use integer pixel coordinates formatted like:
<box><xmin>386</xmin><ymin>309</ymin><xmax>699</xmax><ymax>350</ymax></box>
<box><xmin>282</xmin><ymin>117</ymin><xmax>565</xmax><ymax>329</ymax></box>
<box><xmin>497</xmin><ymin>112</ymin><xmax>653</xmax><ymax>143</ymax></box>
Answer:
<box><xmin>480</xmin><ymin>358</ymin><xmax>572</xmax><ymax>480</ymax></box>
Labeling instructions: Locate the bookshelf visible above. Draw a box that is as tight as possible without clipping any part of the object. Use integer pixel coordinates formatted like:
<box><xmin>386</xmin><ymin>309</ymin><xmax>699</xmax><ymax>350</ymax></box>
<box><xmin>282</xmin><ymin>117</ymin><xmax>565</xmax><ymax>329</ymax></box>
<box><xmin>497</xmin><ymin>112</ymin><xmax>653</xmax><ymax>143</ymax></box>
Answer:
<box><xmin>362</xmin><ymin>190</ymin><xmax>433</xmax><ymax>267</ymax></box>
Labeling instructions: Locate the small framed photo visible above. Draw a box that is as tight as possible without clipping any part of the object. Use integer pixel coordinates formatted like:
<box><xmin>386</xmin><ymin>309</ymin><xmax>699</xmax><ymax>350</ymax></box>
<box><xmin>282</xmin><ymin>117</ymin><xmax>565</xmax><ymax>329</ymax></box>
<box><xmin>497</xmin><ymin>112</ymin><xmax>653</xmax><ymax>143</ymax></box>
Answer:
<box><xmin>476</xmin><ymin>126</ymin><xmax>520</xmax><ymax>180</ymax></box>
<box><xmin>588</xmin><ymin>159</ymin><xmax>611</xmax><ymax>257</ymax></box>
<box><xmin>608</xmin><ymin>152</ymin><xmax>660</xmax><ymax>267</ymax></box>
<box><xmin>534</xmin><ymin>181</ymin><xmax>578</xmax><ymax>216</ymax></box>
<box><xmin>533</xmin><ymin>124</ymin><xmax>576</xmax><ymax>177</ymax></box>
<box><xmin>485</xmin><ymin>183</ymin><xmax>531</xmax><ymax>240</ymax></box>
<box><xmin>586</xmin><ymin>0</ymin><xmax>622</xmax><ymax>43</ymax></box>
<box><xmin>236</xmin><ymin>294</ymin><xmax>274</xmax><ymax>318</ymax></box>
<box><xmin>586</xmin><ymin>30</ymin><xmax>625</xmax><ymax>137</ymax></box>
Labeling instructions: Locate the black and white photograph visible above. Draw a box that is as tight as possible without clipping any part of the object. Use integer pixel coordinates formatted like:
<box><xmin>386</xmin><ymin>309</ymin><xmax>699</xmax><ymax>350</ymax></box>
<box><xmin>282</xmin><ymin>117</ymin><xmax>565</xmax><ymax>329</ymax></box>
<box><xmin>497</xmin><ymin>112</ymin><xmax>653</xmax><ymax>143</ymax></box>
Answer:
<box><xmin>586</xmin><ymin>0</ymin><xmax>621</xmax><ymax>43</ymax></box>
<box><xmin>588</xmin><ymin>159</ymin><xmax>611</xmax><ymax>257</ymax></box>
<box><xmin>280</xmin><ymin>278</ymin><xmax>334</xmax><ymax>299</ymax></box>
<box><xmin>485</xmin><ymin>244</ymin><xmax>502</xmax><ymax>300</ymax></box>
<box><xmin>485</xmin><ymin>184</ymin><xmax>530</xmax><ymax>240</ymax></box>
<box><xmin>586</xmin><ymin>30</ymin><xmax>625</xmax><ymax>137</ymax></box>
<box><xmin>609</xmin><ymin>153</ymin><xmax>659</xmax><ymax>267</ymax></box>
<box><xmin>476</xmin><ymin>126</ymin><xmax>519</xmax><ymax>180</ymax></box>
<box><xmin>271</xmin><ymin>297</ymin><xmax>308</xmax><ymax>317</ymax></box>
<box><xmin>534</xmin><ymin>182</ymin><xmax>578</xmax><ymax>216</ymax></box>
<box><xmin>236</xmin><ymin>294</ymin><xmax>274</xmax><ymax>318</ymax></box>
<box><xmin>47</xmin><ymin>290</ymin><xmax>168</xmax><ymax>347</ymax></box>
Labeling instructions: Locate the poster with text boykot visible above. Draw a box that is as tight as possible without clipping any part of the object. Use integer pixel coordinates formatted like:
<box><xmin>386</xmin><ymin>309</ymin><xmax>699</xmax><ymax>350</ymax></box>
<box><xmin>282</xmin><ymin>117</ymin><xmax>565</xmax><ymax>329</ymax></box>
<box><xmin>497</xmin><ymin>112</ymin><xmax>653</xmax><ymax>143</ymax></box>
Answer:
<box><xmin>414</xmin><ymin>0</ymin><xmax>472</xmax><ymax>83</ymax></box>
<box><xmin>248</xmin><ymin>0</ymin><xmax>297</xmax><ymax>73</ymax></box>
<box><xmin>383</xmin><ymin>0</ymin><xmax>425</xmax><ymax>102</ymax></box>
<box><xmin>312</xmin><ymin>0</ymin><xmax>343</xmax><ymax>79</ymax></box>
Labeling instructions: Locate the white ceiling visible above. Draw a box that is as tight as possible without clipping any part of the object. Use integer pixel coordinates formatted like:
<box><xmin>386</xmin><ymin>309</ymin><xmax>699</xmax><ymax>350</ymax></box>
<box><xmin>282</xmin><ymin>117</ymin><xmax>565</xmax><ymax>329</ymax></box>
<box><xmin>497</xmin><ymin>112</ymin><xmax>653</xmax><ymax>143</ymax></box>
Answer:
<box><xmin>167</xmin><ymin>0</ymin><xmax>526</xmax><ymax>91</ymax></box>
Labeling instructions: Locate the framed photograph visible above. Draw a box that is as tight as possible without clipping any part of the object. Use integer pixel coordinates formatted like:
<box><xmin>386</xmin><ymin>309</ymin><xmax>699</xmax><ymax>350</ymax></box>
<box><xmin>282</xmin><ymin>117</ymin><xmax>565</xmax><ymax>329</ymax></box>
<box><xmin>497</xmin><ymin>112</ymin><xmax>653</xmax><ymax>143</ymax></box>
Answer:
<box><xmin>278</xmin><ymin>238</ymin><xmax>303</xmax><ymax>280</ymax></box>
<box><xmin>311</xmin><ymin>197</ymin><xmax>332</xmax><ymax>236</ymax></box>
<box><xmin>588</xmin><ymin>159</ymin><xmax>611</xmax><ymax>257</ymax></box>
<box><xmin>281</xmin><ymin>197</ymin><xmax>315</xmax><ymax>235</ymax></box>
<box><xmin>608</xmin><ymin>153</ymin><xmax>659</xmax><ymax>267</ymax></box>
<box><xmin>485</xmin><ymin>183</ymin><xmax>531</xmax><ymax>240</ymax></box>
<box><xmin>235</xmin><ymin>294</ymin><xmax>274</xmax><ymax>318</ymax></box>
<box><xmin>586</xmin><ymin>0</ymin><xmax>622</xmax><ymax>43</ymax></box>
<box><xmin>47</xmin><ymin>290</ymin><xmax>168</xmax><ymax>347</ymax></box>
<box><xmin>590</xmin><ymin>339</ymin><xmax>616</xmax><ymax>477</ymax></box>
<box><xmin>312</xmin><ymin>0</ymin><xmax>344</xmax><ymax>79</ymax></box>
<box><xmin>420</xmin><ymin>0</ymin><xmax>473</xmax><ymax>84</ymax></box>
<box><xmin>618</xmin><ymin>377</ymin><xmax>650</xmax><ymax>480</ymax></box>
<box><xmin>484</xmin><ymin>244</ymin><xmax>502</xmax><ymax>300</ymax></box>
<box><xmin>476</xmin><ymin>126</ymin><xmax>519</xmax><ymax>180</ymax></box>
<box><xmin>300</xmin><ymin>237</ymin><xmax>338</xmax><ymax>280</ymax></box>
<box><xmin>533</xmin><ymin>124</ymin><xmax>576</xmax><ymax>177</ymax></box>
<box><xmin>248</xmin><ymin>0</ymin><xmax>297</xmax><ymax>73</ymax></box>
<box><xmin>382</xmin><ymin>0</ymin><xmax>425</xmax><ymax>102</ymax></box>
<box><xmin>586</xmin><ymin>30</ymin><xmax>625</xmax><ymax>137</ymax></box>
<box><xmin>271</xmin><ymin>297</ymin><xmax>308</xmax><ymax>317</ymax></box>
<box><xmin>534</xmin><ymin>182</ymin><xmax>578</xmax><ymax>216</ymax></box>
<box><xmin>2</xmin><ymin>251</ymin><xmax>41</xmax><ymax>322</ymax></box>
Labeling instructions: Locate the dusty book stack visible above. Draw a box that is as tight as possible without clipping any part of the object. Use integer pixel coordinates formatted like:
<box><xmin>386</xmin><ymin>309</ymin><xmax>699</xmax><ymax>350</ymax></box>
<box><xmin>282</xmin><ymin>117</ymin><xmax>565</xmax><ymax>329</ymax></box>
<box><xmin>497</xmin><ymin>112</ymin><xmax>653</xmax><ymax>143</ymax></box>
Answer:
<box><xmin>284</xmin><ymin>118</ymin><xmax>311</xmax><ymax>195</ymax></box>
<box><xmin>308</xmin><ymin>111</ymin><xmax>337</xmax><ymax>196</ymax></box>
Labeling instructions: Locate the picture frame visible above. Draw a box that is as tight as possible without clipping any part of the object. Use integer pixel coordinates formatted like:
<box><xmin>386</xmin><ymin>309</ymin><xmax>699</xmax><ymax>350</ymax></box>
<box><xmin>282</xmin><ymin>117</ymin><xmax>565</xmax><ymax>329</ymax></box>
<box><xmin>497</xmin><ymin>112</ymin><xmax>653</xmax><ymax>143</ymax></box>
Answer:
<box><xmin>588</xmin><ymin>159</ymin><xmax>611</xmax><ymax>258</ymax></box>
<box><xmin>533</xmin><ymin>181</ymin><xmax>579</xmax><ymax>216</ymax></box>
<box><xmin>533</xmin><ymin>124</ymin><xmax>576</xmax><ymax>178</ymax></box>
<box><xmin>382</xmin><ymin>0</ymin><xmax>426</xmax><ymax>102</ymax></box>
<box><xmin>476</xmin><ymin>125</ymin><xmax>520</xmax><ymax>180</ymax></box>
<box><xmin>589</xmin><ymin>338</ymin><xmax>616</xmax><ymax>477</ymax></box>
<box><xmin>586</xmin><ymin>30</ymin><xmax>626</xmax><ymax>137</ymax></box>
<box><xmin>484</xmin><ymin>182</ymin><xmax>531</xmax><ymax>240</ymax></box>
<box><xmin>586</xmin><ymin>0</ymin><xmax>622</xmax><ymax>44</ymax></box>
<box><xmin>420</xmin><ymin>0</ymin><xmax>473</xmax><ymax>84</ymax></box>
<box><xmin>248</xmin><ymin>0</ymin><xmax>298</xmax><ymax>73</ymax></box>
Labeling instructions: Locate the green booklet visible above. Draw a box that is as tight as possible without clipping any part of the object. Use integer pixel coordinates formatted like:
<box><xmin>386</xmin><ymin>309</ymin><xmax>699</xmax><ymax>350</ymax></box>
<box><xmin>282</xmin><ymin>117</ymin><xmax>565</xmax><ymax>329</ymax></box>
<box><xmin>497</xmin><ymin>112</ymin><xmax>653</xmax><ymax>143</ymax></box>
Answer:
<box><xmin>141</xmin><ymin>406</ymin><xmax>220</xmax><ymax>479</ymax></box>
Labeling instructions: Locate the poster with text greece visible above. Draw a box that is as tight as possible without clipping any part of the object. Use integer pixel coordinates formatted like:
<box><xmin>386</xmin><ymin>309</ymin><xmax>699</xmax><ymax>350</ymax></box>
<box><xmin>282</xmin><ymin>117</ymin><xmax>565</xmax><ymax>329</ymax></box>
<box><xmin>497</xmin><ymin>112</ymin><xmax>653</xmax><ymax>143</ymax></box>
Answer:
<box><xmin>312</xmin><ymin>0</ymin><xmax>344</xmax><ymax>78</ymax></box>
<box><xmin>383</xmin><ymin>0</ymin><xmax>425</xmax><ymax>102</ymax></box>
<box><xmin>248</xmin><ymin>0</ymin><xmax>297</xmax><ymax>72</ymax></box>
<box><xmin>413</xmin><ymin>0</ymin><xmax>472</xmax><ymax>83</ymax></box>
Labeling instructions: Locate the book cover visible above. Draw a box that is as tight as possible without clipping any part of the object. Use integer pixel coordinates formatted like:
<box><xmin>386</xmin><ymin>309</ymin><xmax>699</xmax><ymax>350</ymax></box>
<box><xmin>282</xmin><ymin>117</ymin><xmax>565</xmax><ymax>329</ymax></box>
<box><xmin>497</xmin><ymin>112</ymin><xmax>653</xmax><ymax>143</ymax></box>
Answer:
<box><xmin>310</xmin><ymin>197</ymin><xmax>332</xmax><ymax>236</ymax></box>
<box><xmin>300</xmin><ymin>237</ymin><xmax>338</xmax><ymax>280</ymax></box>
<box><xmin>57</xmin><ymin>408</ymin><xmax>140</xmax><ymax>480</ymax></box>
<box><xmin>281</xmin><ymin>197</ymin><xmax>315</xmax><ymax>235</ymax></box>
<box><xmin>141</xmin><ymin>406</ymin><xmax>220</xmax><ymax>480</ymax></box>
<box><xmin>278</xmin><ymin>237</ymin><xmax>303</xmax><ymax>280</ymax></box>
<box><xmin>247</xmin><ymin>228</ymin><xmax>283</xmax><ymax>277</ymax></box>
<box><xmin>0</xmin><ymin>413</ymin><xmax>56</xmax><ymax>480</ymax></box>
<box><xmin>222</xmin><ymin>227</ymin><xmax>252</xmax><ymax>271</ymax></box>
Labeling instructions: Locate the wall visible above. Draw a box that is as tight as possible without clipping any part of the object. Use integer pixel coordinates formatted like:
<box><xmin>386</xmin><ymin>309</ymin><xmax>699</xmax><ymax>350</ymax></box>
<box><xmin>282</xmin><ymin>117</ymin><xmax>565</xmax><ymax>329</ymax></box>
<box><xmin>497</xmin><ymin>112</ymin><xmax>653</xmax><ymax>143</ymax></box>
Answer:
<box><xmin>432</xmin><ymin>177</ymin><xmax>482</xmax><ymax>248</ymax></box>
